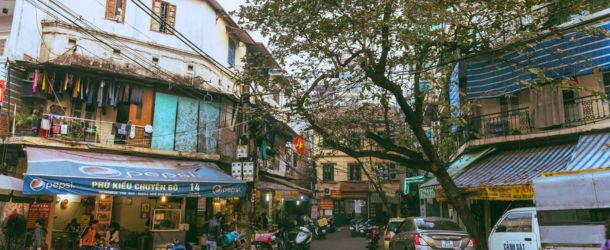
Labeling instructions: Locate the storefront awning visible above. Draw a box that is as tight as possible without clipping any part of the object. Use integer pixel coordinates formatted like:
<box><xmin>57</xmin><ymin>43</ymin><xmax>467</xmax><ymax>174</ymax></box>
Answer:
<box><xmin>23</xmin><ymin>148</ymin><xmax>245</xmax><ymax>197</ymax></box>
<box><xmin>0</xmin><ymin>175</ymin><xmax>23</xmax><ymax>192</ymax></box>
<box><xmin>262</xmin><ymin>175</ymin><xmax>312</xmax><ymax>196</ymax></box>
<box><xmin>452</xmin><ymin>144</ymin><xmax>575</xmax><ymax>188</ymax></box>
<box><xmin>565</xmin><ymin>133</ymin><xmax>610</xmax><ymax>172</ymax></box>
<box><xmin>421</xmin><ymin>147</ymin><xmax>495</xmax><ymax>188</ymax></box>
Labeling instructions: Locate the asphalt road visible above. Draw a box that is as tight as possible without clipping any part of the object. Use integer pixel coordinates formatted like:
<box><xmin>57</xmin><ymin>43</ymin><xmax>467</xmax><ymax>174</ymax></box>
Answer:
<box><xmin>311</xmin><ymin>227</ymin><xmax>383</xmax><ymax>250</ymax></box>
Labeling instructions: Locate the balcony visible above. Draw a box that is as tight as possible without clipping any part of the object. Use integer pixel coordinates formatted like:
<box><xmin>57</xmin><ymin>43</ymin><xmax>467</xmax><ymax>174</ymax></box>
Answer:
<box><xmin>468</xmin><ymin>95</ymin><xmax>610</xmax><ymax>139</ymax></box>
<box><xmin>7</xmin><ymin>114</ymin><xmax>221</xmax><ymax>161</ymax></box>
<box><xmin>11</xmin><ymin>114</ymin><xmax>151</xmax><ymax>147</ymax></box>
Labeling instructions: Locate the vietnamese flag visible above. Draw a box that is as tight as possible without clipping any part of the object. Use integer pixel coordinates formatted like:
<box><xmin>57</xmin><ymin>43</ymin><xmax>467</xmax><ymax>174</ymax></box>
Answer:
<box><xmin>293</xmin><ymin>134</ymin><xmax>307</xmax><ymax>156</ymax></box>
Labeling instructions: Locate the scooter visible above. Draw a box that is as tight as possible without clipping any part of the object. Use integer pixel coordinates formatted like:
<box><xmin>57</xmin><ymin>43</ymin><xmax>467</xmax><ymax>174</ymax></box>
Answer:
<box><xmin>349</xmin><ymin>219</ymin><xmax>363</xmax><ymax>237</ymax></box>
<box><xmin>365</xmin><ymin>225</ymin><xmax>380</xmax><ymax>250</ymax></box>
<box><xmin>221</xmin><ymin>230</ymin><xmax>245</xmax><ymax>250</ymax></box>
<box><xmin>306</xmin><ymin>218</ymin><xmax>321</xmax><ymax>240</ymax></box>
<box><xmin>251</xmin><ymin>226</ymin><xmax>284</xmax><ymax>250</ymax></box>
<box><xmin>286</xmin><ymin>226</ymin><xmax>312</xmax><ymax>250</ymax></box>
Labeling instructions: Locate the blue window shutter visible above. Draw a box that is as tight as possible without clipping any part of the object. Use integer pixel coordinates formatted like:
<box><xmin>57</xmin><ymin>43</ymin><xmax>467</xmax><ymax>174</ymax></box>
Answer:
<box><xmin>228</xmin><ymin>40</ymin><xmax>236</xmax><ymax>66</ymax></box>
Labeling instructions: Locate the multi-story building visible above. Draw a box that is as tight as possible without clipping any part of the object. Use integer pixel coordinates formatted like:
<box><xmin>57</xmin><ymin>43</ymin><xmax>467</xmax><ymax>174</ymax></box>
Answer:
<box><xmin>0</xmin><ymin>1</ymin><xmax>305</xmax><ymax>249</ymax></box>
<box><xmin>420</xmin><ymin>1</ymin><xmax>610</xmax><ymax>238</ymax></box>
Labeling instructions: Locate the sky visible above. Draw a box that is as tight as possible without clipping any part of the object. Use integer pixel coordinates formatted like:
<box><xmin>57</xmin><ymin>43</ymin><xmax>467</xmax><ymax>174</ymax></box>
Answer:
<box><xmin>217</xmin><ymin>0</ymin><xmax>269</xmax><ymax>46</ymax></box>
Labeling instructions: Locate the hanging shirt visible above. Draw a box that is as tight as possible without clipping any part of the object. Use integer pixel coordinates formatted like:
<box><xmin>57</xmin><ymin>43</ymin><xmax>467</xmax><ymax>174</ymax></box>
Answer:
<box><xmin>41</xmin><ymin>72</ymin><xmax>47</xmax><ymax>91</ymax></box>
<box><xmin>129</xmin><ymin>124</ymin><xmax>136</xmax><ymax>139</ymax></box>
<box><xmin>60</xmin><ymin>123</ymin><xmax>68</xmax><ymax>135</ymax></box>
<box><xmin>33</xmin><ymin>69</ymin><xmax>39</xmax><ymax>93</ymax></box>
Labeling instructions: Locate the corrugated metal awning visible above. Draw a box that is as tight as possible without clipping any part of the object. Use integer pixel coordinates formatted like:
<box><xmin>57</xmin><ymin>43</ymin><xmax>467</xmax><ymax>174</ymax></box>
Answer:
<box><xmin>453</xmin><ymin>144</ymin><xmax>575</xmax><ymax>187</ymax></box>
<box><xmin>421</xmin><ymin>147</ymin><xmax>495</xmax><ymax>188</ymax></box>
<box><xmin>566</xmin><ymin>133</ymin><xmax>610</xmax><ymax>171</ymax></box>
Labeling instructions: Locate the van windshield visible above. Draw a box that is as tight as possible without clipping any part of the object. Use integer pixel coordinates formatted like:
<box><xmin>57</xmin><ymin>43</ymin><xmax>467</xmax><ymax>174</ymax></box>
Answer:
<box><xmin>414</xmin><ymin>219</ymin><xmax>462</xmax><ymax>231</ymax></box>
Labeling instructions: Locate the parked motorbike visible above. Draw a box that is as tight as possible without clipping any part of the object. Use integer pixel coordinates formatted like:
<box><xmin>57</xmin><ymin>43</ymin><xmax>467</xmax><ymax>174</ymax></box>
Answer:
<box><xmin>315</xmin><ymin>217</ymin><xmax>329</xmax><ymax>240</ymax></box>
<box><xmin>365</xmin><ymin>225</ymin><xmax>380</xmax><ymax>250</ymax></box>
<box><xmin>251</xmin><ymin>225</ymin><xmax>284</xmax><ymax>250</ymax></box>
<box><xmin>326</xmin><ymin>216</ymin><xmax>336</xmax><ymax>233</ymax></box>
<box><xmin>286</xmin><ymin>226</ymin><xmax>312</xmax><ymax>250</ymax></box>
<box><xmin>349</xmin><ymin>219</ymin><xmax>364</xmax><ymax>237</ymax></box>
<box><xmin>306</xmin><ymin>218</ymin><xmax>321</xmax><ymax>240</ymax></box>
<box><xmin>221</xmin><ymin>230</ymin><xmax>245</xmax><ymax>250</ymax></box>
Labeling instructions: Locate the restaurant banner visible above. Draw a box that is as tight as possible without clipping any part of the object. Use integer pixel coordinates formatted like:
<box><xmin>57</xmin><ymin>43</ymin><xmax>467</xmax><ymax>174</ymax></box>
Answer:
<box><xmin>24</xmin><ymin>175</ymin><xmax>245</xmax><ymax>197</ymax></box>
<box><xmin>23</xmin><ymin>148</ymin><xmax>246</xmax><ymax>197</ymax></box>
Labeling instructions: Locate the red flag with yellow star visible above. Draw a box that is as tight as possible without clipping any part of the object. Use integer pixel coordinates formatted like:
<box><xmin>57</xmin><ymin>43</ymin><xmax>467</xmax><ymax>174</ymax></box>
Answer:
<box><xmin>293</xmin><ymin>134</ymin><xmax>307</xmax><ymax>156</ymax></box>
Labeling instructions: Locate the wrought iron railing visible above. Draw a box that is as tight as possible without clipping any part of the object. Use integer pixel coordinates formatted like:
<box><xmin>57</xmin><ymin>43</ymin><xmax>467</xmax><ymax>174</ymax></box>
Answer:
<box><xmin>468</xmin><ymin>107</ymin><xmax>532</xmax><ymax>138</ymax></box>
<box><xmin>465</xmin><ymin>95</ymin><xmax>610</xmax><ymax>140</ymax></box>
<box><xmin>563</xmin><ymin>95</ymin><xmax>610</xmax><ymax>127</ymax></box>
<box><xmin>12</xmin><ymin>114</ymin><xmax>152</xmax><ymax>148</ymax></box>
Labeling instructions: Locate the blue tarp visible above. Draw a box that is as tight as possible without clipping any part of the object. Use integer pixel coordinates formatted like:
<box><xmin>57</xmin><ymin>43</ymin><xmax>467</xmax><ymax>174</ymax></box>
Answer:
<box><xmin>23</xmin><ymin>147</ymin><xmax>245</xmax><ymax>197</ymax></box>
<box><xmin>466</xmin><ymin>21</ymin><xmax>610</xmax><ymax>99</ymax></box>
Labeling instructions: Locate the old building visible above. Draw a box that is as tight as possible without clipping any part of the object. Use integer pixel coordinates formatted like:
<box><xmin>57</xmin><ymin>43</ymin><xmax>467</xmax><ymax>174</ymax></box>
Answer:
<box><xmin>0</xmin><ymin>0</ymin><xmax>303</xmax><ymax>249</ymax></box>
<box><xmin>420</xmin><ymin>1</ymin><xmax>610</xmax><ymax>238</ymax></box>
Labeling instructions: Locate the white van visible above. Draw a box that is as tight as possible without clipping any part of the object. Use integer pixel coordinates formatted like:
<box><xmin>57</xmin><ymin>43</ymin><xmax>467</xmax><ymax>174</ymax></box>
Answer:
<box><xmin>489</xmin><ymin>171</ymin><xmax>610</xmax><ymax>250</ymax></box>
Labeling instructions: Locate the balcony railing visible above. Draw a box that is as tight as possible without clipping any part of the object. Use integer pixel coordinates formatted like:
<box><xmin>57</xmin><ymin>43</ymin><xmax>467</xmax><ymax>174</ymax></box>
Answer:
<box><xmin>12</xmin><ymin>114</ymin><xmax>151</xmax><ymax>148</ymax></box>
<box><xmin>467</xmin><ymin>95</ymin><xmax>610</xmax><ymax>140</ymax></box>
<box><xmin>469</xmin><ymin>107</ymin><xmax>532</xmax><ymax>138</ymax></box>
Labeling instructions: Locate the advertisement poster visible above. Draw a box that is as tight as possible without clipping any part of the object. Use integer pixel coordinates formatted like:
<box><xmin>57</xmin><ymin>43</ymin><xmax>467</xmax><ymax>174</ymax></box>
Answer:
<box><xmin>26</xmin><ymin>203</ymin><xmax>51</xmax><ymax>230</ymax></box>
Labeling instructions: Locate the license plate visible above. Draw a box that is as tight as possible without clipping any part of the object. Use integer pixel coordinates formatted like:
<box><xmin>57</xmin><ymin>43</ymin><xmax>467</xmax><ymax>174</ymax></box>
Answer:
<box><xmin>441</xmin><ymin>240</ymin><xmax>453</xmax><ymax>248</ymax></box>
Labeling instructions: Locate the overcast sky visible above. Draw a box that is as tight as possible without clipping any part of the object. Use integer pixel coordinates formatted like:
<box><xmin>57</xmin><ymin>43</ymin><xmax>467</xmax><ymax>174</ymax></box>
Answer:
<box><xmin>217</xmin><ymin>0</ymin><xmax>269</xmax><ymax>46</ymax></box>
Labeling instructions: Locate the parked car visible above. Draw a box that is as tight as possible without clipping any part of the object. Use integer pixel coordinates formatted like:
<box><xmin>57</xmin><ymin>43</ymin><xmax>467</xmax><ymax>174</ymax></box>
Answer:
<box><xmin>384</xmin><ymin>217</ymin><xmax>406</xmax><ymax>250</ymax></box>
<box><xmin>489</xmin><ymin>171</ymin><xmax>610</xmax><ymax>250</ymax></box>
<box><xmin>389</xmin><ymin>217</ymin><xmax>475</xmax><ymax>250</ymax></box>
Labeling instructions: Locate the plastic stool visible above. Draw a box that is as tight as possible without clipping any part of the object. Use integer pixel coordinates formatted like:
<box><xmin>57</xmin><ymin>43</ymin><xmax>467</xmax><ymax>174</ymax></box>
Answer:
<box><xmin>173</xmin><ymin>245</ymin><xmax>186</xmax><ymax>250</ymax></box>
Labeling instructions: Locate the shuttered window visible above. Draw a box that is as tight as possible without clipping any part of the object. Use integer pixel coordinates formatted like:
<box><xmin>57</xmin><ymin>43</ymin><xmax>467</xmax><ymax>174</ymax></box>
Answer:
<box><xmin>322</xmin><ymin>163</ymin><xmax>334</xmax><ymax>181</ymax></box>
<box><xmin>228</xmin><ymin>39</ymin><xmax>236</xmax><ymax>66</ymax></box>
<box><xmin>151</xmin><ymin>0</ymin><xmax>176</xmax><ymax>34</ymax></box>
<box><xmin>105</xmin><ymin>0</ymin><xmax>126</xmax><ymax>23</ymax></box>
<box><xmin>348</xmin><ymin>163</ymin><xmax>362</xmax><ymax>181</ymax></box>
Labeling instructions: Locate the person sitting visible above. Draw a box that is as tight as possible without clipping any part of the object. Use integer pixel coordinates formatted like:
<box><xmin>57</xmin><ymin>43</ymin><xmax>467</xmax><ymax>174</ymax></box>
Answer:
<box><xmin>80</xmin><ymin>220</ymin><xmax>99</xmax><ymax>250</ymax></box>
<box><xmin>105</xmin><ymin>222</ymin><xmax>120</xmax><ymax>248</ymax></box>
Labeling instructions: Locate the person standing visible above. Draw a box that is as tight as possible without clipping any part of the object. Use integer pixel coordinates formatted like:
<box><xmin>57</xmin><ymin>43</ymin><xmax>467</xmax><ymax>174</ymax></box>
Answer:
<box><xmin>31</xmin><ymin>219</ymin><xmax>47</xmax><ymax>250</ymax></box>
<box><xmin>206</xmin><ymin>213</ymin><xmax>223</xmax><ymax>250</ymax></box>
<box><xmin>80</xmin><ymin>220</ymin><xmax>99</xmax><ymax>250</ymax></box>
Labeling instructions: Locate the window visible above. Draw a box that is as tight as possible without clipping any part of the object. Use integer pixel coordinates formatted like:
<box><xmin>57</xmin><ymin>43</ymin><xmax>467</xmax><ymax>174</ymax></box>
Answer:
<box><xmin>105</xmin><ymin>0</ymin><xmax>126</xmax><ymax>23</ymax></box>
<box><xmin>399</xmin><ymin>219</ymin><xmax>414</xmax><ymax>232</ymax></box>
<box><xmin>320</xmin><ymin>136</ymin><xmax>333</xmax><ymax>147</ymax></box>
<box><xmin>348</xmin><ymin>163</ymin><xmax>362</xmax><ymax>181</ymax></box>
<box><xmin>414</xmin><ymin>218</ymin><xmax>463</xmax><ymax>231</ymax></box>
<box><xmin>322</xmin><ymin>163</ymin><xmax>334</xmax><ymax>181</ymax></box>
<box><xmin>151</xmin><ymin>0</ymin><xmax>176</xmax><ymax>34</ymax></box>
<box><xmin>228</xmin><ymin>39</ymin><xmax>236</xmax><ymax>66</ymax></box>
<box><xmin>495</xmin><ymin>212</ymin><xmax>532</xmax><ymax>233</ymax></box>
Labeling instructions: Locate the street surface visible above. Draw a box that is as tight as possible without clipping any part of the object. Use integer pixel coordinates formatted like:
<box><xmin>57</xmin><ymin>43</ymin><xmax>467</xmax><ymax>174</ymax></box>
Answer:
<box><xmin>311</xmin><ymin>227</ymin><xmax>382</xmax><ymax>250</ymax></box>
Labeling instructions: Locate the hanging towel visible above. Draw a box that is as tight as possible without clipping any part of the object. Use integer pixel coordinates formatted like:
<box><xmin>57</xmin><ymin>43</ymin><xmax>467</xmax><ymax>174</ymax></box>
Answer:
<box><xmin>32</xmin><ymin>69</ymin><xmax>39</xmax><ymax>93</ymax></box>
<box><xmin>41</xmin><ymin>72</ymin><xmax>47</xmax><ymax>91</ymax></box>
<box><xmin>144</xmin><ymin>125</ymin><xmax>153</xmax><ymax>134</ymax></box>
<box><xmin>97</xmin><ymin>80</ymin><xmax>105</xmax><ymax>107</ymax></box>
<box><xmin>129</xmin><ymin>124</ymin><xmax>136</xmax><ymax>139</ymax></box>
<box><xmin>530</xmin><ymin>83</ymin><xmax>565</xmax><ymax>128</ymax></box>
<box><xmin>63</xmin><ymin>74</ymin><xmax>69</xmax><ymax>91</ymax></box>
<box><xmin>60</xmin><ymin>123</ymin><xmax>68</xmax><ymax>135</ymax></box>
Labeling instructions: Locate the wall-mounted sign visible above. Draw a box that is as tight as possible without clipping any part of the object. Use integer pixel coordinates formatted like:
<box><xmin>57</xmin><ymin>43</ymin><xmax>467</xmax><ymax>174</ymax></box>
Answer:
<box><xmin>237</xmin><ymin>145</ymin><xmax>248</xmax><ymax>158</ymax></box>
<box><xmin>232</xmin><ymin>162</ymin><xmax>243</xmax><ymax>180</ymax></box>
<box><xmin>243</xmin><ymin>162</ymin><xmax>254</xmax><ymax>182</ymax></box>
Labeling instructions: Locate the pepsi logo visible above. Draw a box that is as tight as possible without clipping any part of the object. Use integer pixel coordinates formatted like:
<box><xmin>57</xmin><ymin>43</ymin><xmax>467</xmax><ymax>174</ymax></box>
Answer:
<box><xmin>212</xmin><ymin>185</ymin><xmax>222</xmax><ymax>194</ymax></box>
<box><xmin>30</xmin><ymin>179</ymin><xmax>45</xmax><ymax>191</ymax></box>
<box><xmin>79</xmin><ymin>166</ymin><xmax>122</xmax><ymax>177</ymax></box>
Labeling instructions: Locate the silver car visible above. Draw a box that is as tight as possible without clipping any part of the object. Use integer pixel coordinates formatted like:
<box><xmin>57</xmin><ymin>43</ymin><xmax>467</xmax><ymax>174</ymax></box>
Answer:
<box><xmin>389</xmin><ymin>217</ymin><xmax>475</xmax><ymax>250</ymax></box>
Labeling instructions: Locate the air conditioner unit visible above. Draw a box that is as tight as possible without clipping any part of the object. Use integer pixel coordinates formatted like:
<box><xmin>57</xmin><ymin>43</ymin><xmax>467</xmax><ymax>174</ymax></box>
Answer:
<box><xmin>324</xmin><ymin>188</ymin><xmax>332</xmax><ymax>196</ymax></box>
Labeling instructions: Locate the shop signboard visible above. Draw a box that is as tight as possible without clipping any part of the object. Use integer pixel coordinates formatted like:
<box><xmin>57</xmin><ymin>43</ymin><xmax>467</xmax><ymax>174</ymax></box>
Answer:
<box><xmin>243</xmin><ymin>162</ymin><xmax>254</xmax><ymax>182</ymax></box>
<box><xmin>23</xmin><ymin>162</ymin><xmax>245</xmax><ymax>197</ymax></box>
<box><xmin>232</xmin><ymin>162</ymin><xmax>243</xmax><ymax>180</ymax></box>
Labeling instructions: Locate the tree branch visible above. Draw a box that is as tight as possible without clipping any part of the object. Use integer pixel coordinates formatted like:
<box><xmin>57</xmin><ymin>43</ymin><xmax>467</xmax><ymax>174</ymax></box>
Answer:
<box><xmin>364</xmin><ymin>131</ymin><xmax>423</xmax><ymax>160</ymax></box>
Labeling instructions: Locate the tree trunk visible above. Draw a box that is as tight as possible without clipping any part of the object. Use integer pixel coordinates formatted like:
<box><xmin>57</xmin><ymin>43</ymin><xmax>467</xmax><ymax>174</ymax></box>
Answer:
<box><xmin>434</xmin><ymin>167</ymin><xmax>487</xmax><ymax>250</ymax></box>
